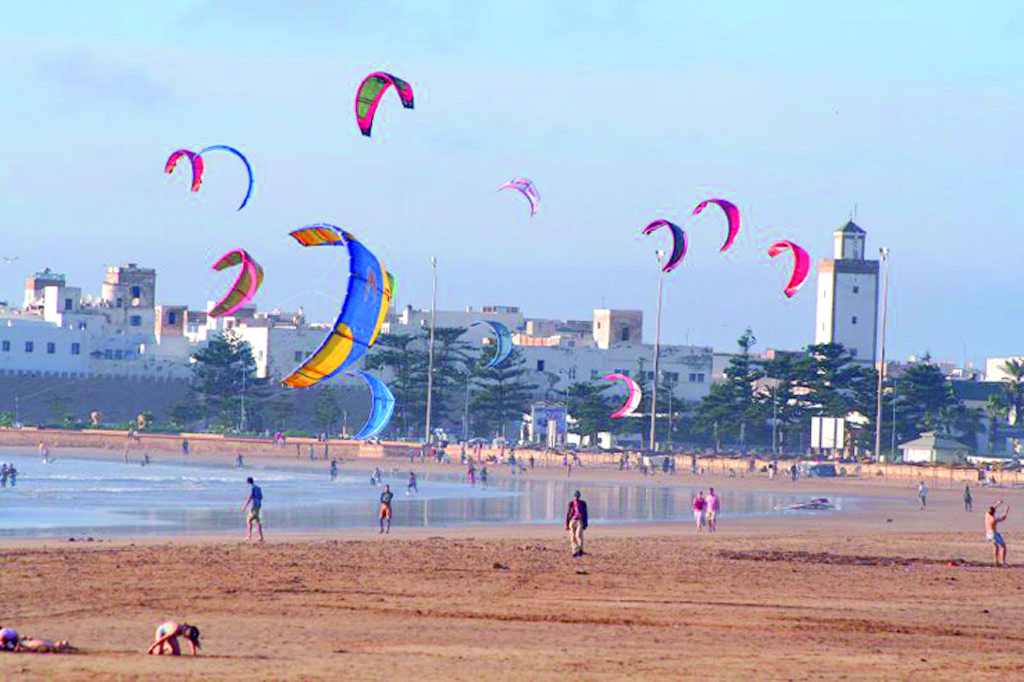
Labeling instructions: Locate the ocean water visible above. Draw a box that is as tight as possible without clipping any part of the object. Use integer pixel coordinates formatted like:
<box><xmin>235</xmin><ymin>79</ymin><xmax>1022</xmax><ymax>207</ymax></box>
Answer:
<box><xmin>0</xmin><ymin>453</ymin><xmax>851</xmax><ymax>537</ymax></box>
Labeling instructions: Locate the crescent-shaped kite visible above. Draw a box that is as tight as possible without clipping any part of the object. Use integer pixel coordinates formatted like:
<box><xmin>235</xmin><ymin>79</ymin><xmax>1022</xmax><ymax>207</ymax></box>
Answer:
<box><xmin>355</xmin><ymin>72</ymin><xmax>415</xmax><ymax>137</ymax></box>
<box><xmin>472</xmin><ymin>320</ymin><xmax>513</xmax><ymax>368</ymax></box>
<box><xmin>351</xmin><ymin>371</ymin><xmax>396</xmax><ymax>440</ymax></box>
<box><xmin>165</xmin><ymin>149</ymin><xmax>204</xmax><ymax>192</ymax></box>
<box><xmin>208</xmin><ymin>249</ymin><xmax>264</xmax><ymax>318</ymax></box>
<box><xmin>767</xmin><ymin>240</ymin><xmax>810</xmax><ymax>298</ymax></box>
<box><xmin>642</xmin><ymin>220</ymin><xmax>688</xmax><ymax>273</ymax></box>
<box><xmin>692</xmin><ymin>198</ymin><xmax>741</xmax><ymax>252</ymax></box>
<box><xmin>282</xmin><ymin>225</ymin><xmax>395</xmax><ymax>388</ymax></box>
<box><xmin>498</xmin><ymin>177</ymin><xmax>540</xmax><ymax>216</ymax></box>
<box><xmin>198</xmin><ymin>145</ymin><xmax>254</xmax><ymax>211</ymax></box>
<box><xmin>603</xmin><ymin>373</ymin><xmax>642</xmax><ymax>419</ymax></box>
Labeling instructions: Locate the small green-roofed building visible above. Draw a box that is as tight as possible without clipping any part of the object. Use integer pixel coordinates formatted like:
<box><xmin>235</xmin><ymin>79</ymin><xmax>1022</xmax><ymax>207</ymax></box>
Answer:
<box><xmin>898</xmin><ymin>431</ymin><xmax>970</xmax><ymax>464</ymax></box>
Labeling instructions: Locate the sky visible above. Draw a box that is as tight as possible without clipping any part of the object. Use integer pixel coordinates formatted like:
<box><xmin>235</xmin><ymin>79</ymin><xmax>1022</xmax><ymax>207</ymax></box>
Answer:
<box><xmin>1</xmin><ymin>1</ymin><xmax>1021</xmax><ymax>366</ymax></box>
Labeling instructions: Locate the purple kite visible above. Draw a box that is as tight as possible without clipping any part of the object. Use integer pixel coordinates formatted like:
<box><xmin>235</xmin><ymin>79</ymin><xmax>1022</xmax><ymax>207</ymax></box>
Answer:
<box><xmin>604</xmin><ymin>373</ymin><xmax>642</xmax><ymax>419</ymax></box>
<box><xmin>355</xmin><ymin>72</ymin><xmax>415</xmax><ymax>137</ymax></box>
<box><xmin>641</xmin><ymin>220</ymin><xmax>687</xmax><ymax>272</ymax></box>
<box><xmin>165</xmin><ymin>149</ymin><xmax>204</xmax><ymax>192</ymax></box>
<box><xmin>767</xmin><ymin>240</ymin><xmax>810</xmax><ymax>298</ymax></box>
<box><xmin>498</xmin><ymin>177</ymin><xmax>540</xmax><ymax>216</ymax></box>
<box><xmin>692</xmin><ymin>198</ymin><xmax>741</xmax><ymax>252</ymax></box>
<box><xmin>208</xmin><ymin>249</ymin><xmax>264</xmax><ymax>318</ymax></box>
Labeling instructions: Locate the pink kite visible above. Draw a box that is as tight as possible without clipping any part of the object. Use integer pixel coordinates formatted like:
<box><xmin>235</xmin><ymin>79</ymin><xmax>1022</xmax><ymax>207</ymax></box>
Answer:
<box><xmin>164</xmin><ymin>149</ymin><xmax>204</xmax><ymax>192</ymax></box>
<box><xmin>642</xmin><ymin>220</ymin><xmax>687</xmax><ymax>273</ymax></box>
<box><xmin>208</xmin><ymin>249</ymin><xmax>265</xmax><ymax>318</ymax></box>
<box><xmin>498</xmin><ymin>177</ymin><xmax>540</xmax><ymax>216</ymax></box>
<box><xmin>692</xmin><ymin>198</ymin><xmax>740</xmax><ymax>252</ymax></box>
<box><xmin>355</xmin><ymin>72</ymin><xmax>415</xmax><ymax>137</ymax></box>
<box><xmin>767</xmin><ymin>240</ymin><xmax>810</xmax><ymax>298</ymax></box>
<box><xmin>604</xmin><ymin>373</ymin><xmax>642</xmax><ymax>419</ymax></box>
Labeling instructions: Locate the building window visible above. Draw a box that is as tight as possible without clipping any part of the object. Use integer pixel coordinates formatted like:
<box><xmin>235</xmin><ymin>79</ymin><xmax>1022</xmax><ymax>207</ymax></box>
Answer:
<box><xmin>620</xmin><ymin>327</ymin><xmax>630</xmax><ymax>342</ymax></box>
<box><xmin>47</xmin><ymin>342</ymin><xmax>55</xmax><ymax>354</ymax></box>
<box><xmin>78</xmin><ymin>322</ymin><xmax>87</xmax><ymax>330</ymax></box>
<box><xmin>64</xmin><ymin>298</ymin><xmax>73</xmax><ymax>310</ymax></box>
<box><xmin>596</xmin><ymin>322</ymin><xmax>602</xmax><ymax>329</ymax></box>
<box><xmin>130</xmin><ymin>315</ymin><xmax>141</xmax><ymax>327</ymax></box>
<box><xmin>131</xmin><ymin>285</ymin><xmax>141</xmax><ymax>298</ymax></box>
<box><xmin>294</xmin><ymin>351</ymin><xmax>304</xmax><ymax>362</ymax></box>
<box><xmin>689</xmin><ymin>373</ymin><xmax>705</xmax><ymax>383</ymax></box>
<box><xmin>536</xmin><ymin>360</ymin><xmax>545</xmax><ymax>371</ymax></box>
<box><xmin>852</xmin><ymin>286</ymin><xmax>859</xmax><ymax>294</ymax></box>
<box><xmin>116</xmin><ymin>298</ymin><xmax>123</xmax><ymax>308</ymax></box>
<box><xmin>613</xmin><ymin>369</ymin><xmax>628</xmax><ymax>377</ymax></box>
<box><xmin>114</xmin><ymin>350</ymin><xmax>123</xmax><ymax>360</ymax></box>
<box><xmin>590</xmin><ymin>369</ymin><xmax>600</xmax><ymax>380</ymax></box>
<box><xmin>1</xmin><ymin>341</ymin><xmax>9</xmax><ymax>352</ymax></box>
<box><xmin>104</xmin><ymin>349</ymin><xmax>112</xmax><ymax>359</ymax></box>
<box><xmin>664</xmin><ymin>371</ymin><xmax>679</xmax><ymax>383</ymax></box>
<box><xmin>168</xmin><ymin>312</ymin><xmax>177</xmax><ymax>325</ymax></box>
<box><xmin>25</xmin><ymin>341</ymin><xmax>34</xmax><ymax>353</ymax></box>
<box><xmin>568</xmin><ymin>367</ymin><xmax>576</xmax><ymax>380</ymax></box>
<box><xmin>851</xmin><ymin>316</ymin><xmax>858</xmax><ymax>325</ymax></box>
<box><xmin>71</xmin><ymin>343</ymin><xmax>81</xmax><ymax>355</ymax></box>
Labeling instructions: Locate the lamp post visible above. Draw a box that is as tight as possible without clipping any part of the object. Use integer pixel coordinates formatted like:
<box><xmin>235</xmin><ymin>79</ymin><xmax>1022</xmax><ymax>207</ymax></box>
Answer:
<box><xmin>649</xmin><ymin>249</ymin><xmax>665</xmax><ymax>452</ymax></box>
<box><xmin>874</xmin><ymin>247</ymin><xmax>890</xmax><ymax>461</ymax></box>
<box><xmin>424</xmin><ymin>257</ymin><xmax>438</xmax><ymax>445</ymax></box>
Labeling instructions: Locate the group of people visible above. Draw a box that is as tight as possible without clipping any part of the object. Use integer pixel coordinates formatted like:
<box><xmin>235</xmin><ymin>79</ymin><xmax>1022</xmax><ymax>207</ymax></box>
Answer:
<box><xmin>691</xmin><ymin>488</ymin><xmax>721</xmax><ymax>532</ymax></box>
<box><xmin>0</xmin><ymin>462</ymin><xmax>17</xmax><ymax>488</ymax></box>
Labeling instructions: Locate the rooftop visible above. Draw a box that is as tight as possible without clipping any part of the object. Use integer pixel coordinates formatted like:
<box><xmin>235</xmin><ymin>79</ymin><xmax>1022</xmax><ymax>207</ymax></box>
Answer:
<box><xmin>835</xmin><ymin>220</ymin><xmax>866</xmax><ymax>235</ymax></box>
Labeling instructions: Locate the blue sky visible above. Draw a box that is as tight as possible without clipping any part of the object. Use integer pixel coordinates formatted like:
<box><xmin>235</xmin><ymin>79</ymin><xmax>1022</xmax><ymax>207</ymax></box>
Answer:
<box><xmin>1</xmin><ymin>1</ymin><xmax>1021</xmax><ymax>364</ymax></box>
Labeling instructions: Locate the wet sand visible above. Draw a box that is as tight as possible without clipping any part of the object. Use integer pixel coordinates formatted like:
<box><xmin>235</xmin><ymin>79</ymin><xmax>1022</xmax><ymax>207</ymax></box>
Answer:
<box><xmin>2</xmin><ymin>454</ymin><xmax>1023</xmax><ymax>680</ymax></box>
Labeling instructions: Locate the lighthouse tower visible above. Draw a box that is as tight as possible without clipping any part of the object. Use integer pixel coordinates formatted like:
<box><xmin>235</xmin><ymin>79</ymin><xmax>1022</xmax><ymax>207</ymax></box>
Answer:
<box><xmin>813</xmin><ymin>221</ymin><xmax>880</xmax><ymax>364</ymax></box>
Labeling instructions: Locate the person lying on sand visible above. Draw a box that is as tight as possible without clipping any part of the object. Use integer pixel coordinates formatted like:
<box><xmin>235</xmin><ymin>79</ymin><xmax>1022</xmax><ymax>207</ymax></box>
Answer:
<box><xmin>147</xmin><ymin>621</ymin><xmax>201</xmax><ymax>656</ymax></box>
<box><xmin>15</xmin><ymin>637</ymin><xmax>77</xmax><ymax>653</ymax></box>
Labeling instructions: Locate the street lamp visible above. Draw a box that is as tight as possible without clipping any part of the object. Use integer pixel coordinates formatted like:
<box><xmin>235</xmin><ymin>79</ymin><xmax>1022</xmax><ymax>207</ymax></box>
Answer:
<box><xmin>424</xmin><ymin>256</ymin><xmax>438</xmax><ymax>445</ymax></box>
<box><xmin>649</xmin><ymin>249</ymin><xmax>665</xmax><ymax>452</ymax></box>
<box><xmin>874</xmin><ymin>247</ymin><xmax>890</xmax><ymax>461</ymax></box>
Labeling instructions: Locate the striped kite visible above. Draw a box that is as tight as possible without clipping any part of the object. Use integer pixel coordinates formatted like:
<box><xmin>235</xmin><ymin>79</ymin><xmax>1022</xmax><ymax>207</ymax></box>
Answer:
<box><xmin>355</xmin><ymin>72</ymin><xmax>414</xmax><ymax>137</ymax></box>
<box><xmin>603</xmin><ymin>373</ymin><xmax>642</xmax><ymax>419</ymax></box>
<box><xmin>282</xmin><ymin>225</ymin><xmax>394</xmax><ymax>388</ymax></box>
<box><xmin>164</xmin><ymin>149</ymin><xmax>204</xmax><ymax>192</ymax></box>
<box><xmin>208</xmin><ymin>249</ymin><xmax>264</xmax><ymax>318</ymax></box>
<box><xmin>641</xmin><ymin>220</ymin><xmax>687</xmax><ymax>273</ymax></box>
<box><xmin>498</xmin><ymin>178</ymin><xmax>540</xmax><ymax>217</ymax></box>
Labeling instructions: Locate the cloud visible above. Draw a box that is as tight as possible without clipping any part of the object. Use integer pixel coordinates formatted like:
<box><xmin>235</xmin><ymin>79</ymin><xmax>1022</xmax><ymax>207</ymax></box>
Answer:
<box><xmin>35</xmin><ymin>48</ymin><xmax>173</xmax><ymax>107</ymax></box>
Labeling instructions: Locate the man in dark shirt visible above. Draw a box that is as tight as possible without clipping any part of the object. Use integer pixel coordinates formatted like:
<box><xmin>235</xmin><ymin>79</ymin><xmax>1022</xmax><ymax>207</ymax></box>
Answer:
<box><xmin>379</xmin><ymin>484</ymin><xmax>394</xmax><ymax>534</ymax></box>
<box><xmin>242</xmin><ymin>477</ymin><xmax>264</xmax><ymax>543</ymax></box>
<box><xmin>565</xmin><ymin>490</ymin><xmax>589</xmax><ymax>557</ymax></box>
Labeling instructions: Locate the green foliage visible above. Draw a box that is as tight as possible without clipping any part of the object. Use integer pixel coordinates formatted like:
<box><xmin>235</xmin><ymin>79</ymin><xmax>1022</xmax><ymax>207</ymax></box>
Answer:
<box><xmin>695</xmin><ymin>328</ymin><xmax>761</xmax><ymax>447</ymax></box>
<box><xmin>365</xmin><ymin>333</ymin><xmax>427</xmax><ymax>437</ymax></box>
<box><xmin>189</xmin><ymin>331</ymin><xmax>266</xmax><ymax>431</ymax></box>
<box><xmin>0</xmin><ymin>412</ymin><xmax>14</xmax><ymax>427</ymax></box>
<box><xmin>313</xmin><ymin>386</ymin><xmax>342</xmax><ymax>434</ymax></box>
<box><xmin>565</xmin><ymin>382</ymin><xmax>617</xmax><ymax>439</ymax></box>
<box><xmin>469</xmin><ymin>348</ymin><xmax>536</xmax><ymax>439</ymax></box>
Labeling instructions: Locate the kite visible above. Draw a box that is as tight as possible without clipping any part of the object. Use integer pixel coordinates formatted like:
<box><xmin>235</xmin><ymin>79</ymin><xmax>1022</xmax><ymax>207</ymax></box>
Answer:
<box><xmin>692</xmin><ymin>198</ymin><xmax>741</xmax><ymax>252</ymax></box>
<box><xmin>351</xmin><ymin>371</ymin><xmax>396</xmax><ymax>440</ymax></box>
<box><xmin>198</xmin><ymin>145</ymin><xmax>254</xmax><ymax>211</ymax></box>
<box><xmin>641</xmin><ymin>220</ymin><xmax>687</xmax><ymax>273</ymax></box>
<box><xmin>472</xmin><ymin>320</ymin><xmax>513</xmax><ymax>368</ymax></box>
<box><xmin>603</xmin><ymin>373</ymin><xmax>642</xmax><ymax>419</ymax></box>
<box><xmin>767</xmin><ymin>240</ymin><xmax>810</xmax><ymax>298</ymax></box>
<box><xmin>498</xmin><ymin>178</ymin><xmax>540</xmax><ymax>216</ymax></box>
<box><xmin>355</xmin><ymin>72</ymin><xmax>414</xmax><ymax>137</ymax></box>
<box><xmin>208</xmin><ymin>249</ymin><xmax>264</xmax><ymax>318</ymax></box>
<box><xmin>282</xmin><ymin>225</ymin><xmax>395</xmax><ymax>388</ymax></box>
<box><xmin>164</xmin><ymin>149</ymin><xmax>204</xmax><ymax>192</ymax></box>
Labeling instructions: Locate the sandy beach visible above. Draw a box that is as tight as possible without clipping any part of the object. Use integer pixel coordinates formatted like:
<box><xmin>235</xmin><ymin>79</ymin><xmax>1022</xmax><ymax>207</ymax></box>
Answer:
<box><xmin>2</xmin><ymin>450</ymin><xmax>1023</xmax><ymax>681</ymax></box>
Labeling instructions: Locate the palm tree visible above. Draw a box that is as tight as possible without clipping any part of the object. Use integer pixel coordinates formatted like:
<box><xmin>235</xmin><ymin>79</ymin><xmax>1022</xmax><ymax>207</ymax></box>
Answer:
<box><xmin>999</xmin><ymin>359</ymin><xmax>1024</xmax><ymax>428</ymax></box>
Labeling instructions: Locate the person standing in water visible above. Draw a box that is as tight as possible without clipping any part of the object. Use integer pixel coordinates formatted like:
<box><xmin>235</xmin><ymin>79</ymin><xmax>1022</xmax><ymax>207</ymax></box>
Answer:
<box><xmin>564</xmin><ymin>490</ymin><xmax>589</xmax><ymax>557</ymax></box>
<box><xmin>985</xmin><ymin>501</ymin><xmax>1009</xmax><ymax>567</ymax></box>
<box><xmin>242</xmin><ymin>477</ymin><xmax>264</xmax><ymax>543</ymax></box>
<box><xmin>379</xmin><ymin>484</ymin><xmax>393</xmax><ymax>534</ymax></box>
<box><xmin>480</xmin><ymin>466</ymin><xmax>489</xmax><ymax>489</ymax></box>
<box><xmin>330</xmin><ymin>459</ymin><xmax>339</xmax><ymax>481</ymax></box>
<box><xmin>964</xmin><ymin>484</ymin><xmax>973</xmax><ymax>512</ymax></box>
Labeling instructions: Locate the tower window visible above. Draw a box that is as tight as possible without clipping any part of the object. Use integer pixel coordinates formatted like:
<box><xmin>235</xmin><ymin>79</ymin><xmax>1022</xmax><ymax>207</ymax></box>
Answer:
<box><xmin>130</xmin><ymin>315</ymin><xmax>141</xmax><ymax>327</ymax></box>
<box><xmin>47</xmin><ymin>342</ymin><xmax>56</xmax><ymax>354</ymax></box>
<box><xmin>620</xmin><ymin>327</ymin><xmax>630</xmax><ymax>341</ymax></box>
<box><xmin>852</xmin><ymin>286</ymin><xmax>859</xmax><ymax>294</ymax></box>
<box><xmin>71</xmin><ymin>343</ymin><xmax>81</xmax><ymax>355</ymax></box>
<box><xmin>168</xmin><ymin>312</ymin><xmax>177</xmax><ymax>325</ymax></box>
<box><xmin>852</xmin><ymin>316</ymin><xmax>858</xmax><ymax>325</ymax></box>
<box><xmin>25</xmin><ymin>341</ymin><xmax>33</xmax><ymax>353</ymax></box>
<box><xmin>64</xmin><ymin>298</ymin><xmax>73</xmax><ymax>310</ymax></box>
<box><xmin>536</xmin><ymin>360</ymin><xmax>545</xmax><ymax>371</ymax></box>
<box><xmin>131</xmin><ymin>286</ymin><xmax>141</xmax><ymax>297</ymax></box>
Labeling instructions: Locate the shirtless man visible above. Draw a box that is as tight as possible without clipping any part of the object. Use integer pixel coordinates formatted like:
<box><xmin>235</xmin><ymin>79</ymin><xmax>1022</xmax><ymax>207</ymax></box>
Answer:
<box><xmin>147</xmin><ymin>621</ymin><xmax>201</xmax><ymax>655</ymax></box>
<box><xmin>985</xmin><ymin>501</ymin><xmax>1009</xmax><ymax>567</ymax></box>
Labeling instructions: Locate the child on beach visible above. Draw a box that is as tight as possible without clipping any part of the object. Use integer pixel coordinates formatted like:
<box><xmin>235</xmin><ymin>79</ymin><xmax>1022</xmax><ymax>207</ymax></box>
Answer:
<box><xmin>147</xmin><ymin>621</ymin><xmax>201</xmax><ymax>655</ymax></box>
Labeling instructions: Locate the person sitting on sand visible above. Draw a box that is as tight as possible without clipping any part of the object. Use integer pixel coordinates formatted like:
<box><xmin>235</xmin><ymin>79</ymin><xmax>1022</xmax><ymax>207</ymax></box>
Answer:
<box><xmin>379</xmin><ymin>484</ymin><xmax>393</xmax><ymax>534</ymax></box>
<box><xmin>147</xmin><ymin>621</ymin><xmax>201</xmax><ymax>656</ymax></box>
<box><xmin>985</xmin><ymin>501</ymin><xmax>1009</xmax><ymax>567</ymax></box>
<box><xmin>242</xmin><ymin>477</ymin><xmax>264</xmax><ymax>543</ymax></box>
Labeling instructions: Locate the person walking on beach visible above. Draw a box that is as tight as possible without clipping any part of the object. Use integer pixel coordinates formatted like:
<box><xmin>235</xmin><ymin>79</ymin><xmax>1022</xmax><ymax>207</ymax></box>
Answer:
<box><xmin>707</xmin><ymin>488</ymin><xmax>720</xmax><ymax>532</ymax></box>
<box><xmin>692</xmin><ymin>491</ymin><xmax>707</xmax><ymax>532</ymax></box>
<box><xmin>379</xmin><ymin>484</ymin><xmax>393</xmax><ymax>534</ymax></box>
<box><xmin>565</xmin><ymin>490</ymin><xmax>589</xmax><ymax>557</ymax></box>
<box><xmin>407</xmin><ymin>471</ymin><xmax>418</xmax><ymax>494</ymax></box>
<box><xmin>235</xmin><ymin>453</ymin><xmax>244</xmax><ymax>469</ymax></box>
<box><xmin>242</xmin><ymin>477</ymin><xmax>264</xmax><ymax>543</ymax></box>
<box><xmin>182</xmin><ymin>438</ymin><xmax>189</xmax><ymax>455</ymax></box>
<box><xmin>986</xmin><ymin>500</ymin><xmax>1009</xmax><ymax>566</ymax></box>
<box><xmin>147</xmin><ymin>621</ymin><xmax>201</xmax><ymax>656</ymax></box>
<box><xmin>330</xmin><ymin>458</ymin><xmax>339</xmax><ymax>481</ymax></box>
<box><xmin>918</xmin><ymin>480</ymin><xmax>928</xmax><ymax>509</ymax></box>
<box><xmin>964</xmin><ymin>484</ymin><xmax>973</xmax><ymax>512</ymax></box>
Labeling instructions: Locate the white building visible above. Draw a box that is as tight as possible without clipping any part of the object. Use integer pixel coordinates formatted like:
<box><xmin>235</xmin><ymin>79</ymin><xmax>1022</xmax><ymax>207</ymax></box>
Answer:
<box><xmin>814</xmin><ymin>221</ymin><xmax>880</xmax><ymax>364</ymax></box>
<box><xmin>985</xmin><ymin>357</ymin><xmax>1024</xmax><ymax>383</ymax></box>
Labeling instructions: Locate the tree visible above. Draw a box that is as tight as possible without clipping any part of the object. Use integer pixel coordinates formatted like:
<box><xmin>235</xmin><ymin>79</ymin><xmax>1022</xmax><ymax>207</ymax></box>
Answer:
<box><xmin>190</xmin><ymin>331</ymin><xmax>263</xmax><ymax>431</ymax></box>
<box><xmin>470</xmin><ymin>348</ymin><xmax>536</xmax><ymax>439</ymax></box>
<box><xmin>423</xmin><ymin>327</ymin><xmax>472</xmax><ymax>432</ymax></box>
<box><xmin>313</xmin><ymin>386</ymin><xmax>342</xmax><ymax>434</ymax></box>
<box><xmin>998</xmin><ymin>359</ymin><xmax>1024</xmax><ymax>428</ymax></box>
<box><xmin>695</xmin><ymin>328</ymin><xmax>761</xmax><ymax>448</ymax></box>
<box><xmin>759</xmin><ymin>351</ymin><xmax>813</xmax><ymax>454</ymax></box>
<box><xmin>268</xmin><ymin>396</ymin><xmax>297</xmax><ymax>432</ymax></box>
<box><xmin>566</xmin><ymin>382</ymin><xmax>617</xmax><ymax>441</ymax></box>
<box><xmin>893</xmin><ymin>359</ymin><xmax>975</xmax><ymax>445</ymax></box>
